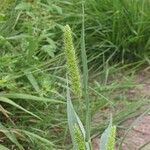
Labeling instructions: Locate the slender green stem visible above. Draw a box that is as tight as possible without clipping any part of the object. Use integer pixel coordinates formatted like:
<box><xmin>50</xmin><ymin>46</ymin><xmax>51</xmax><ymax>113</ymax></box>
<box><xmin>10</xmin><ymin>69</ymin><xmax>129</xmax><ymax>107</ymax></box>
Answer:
<box><xmin>81</xmin><ymin>1</ymin><xmax>91</xmax><ymax>146</ymax></box>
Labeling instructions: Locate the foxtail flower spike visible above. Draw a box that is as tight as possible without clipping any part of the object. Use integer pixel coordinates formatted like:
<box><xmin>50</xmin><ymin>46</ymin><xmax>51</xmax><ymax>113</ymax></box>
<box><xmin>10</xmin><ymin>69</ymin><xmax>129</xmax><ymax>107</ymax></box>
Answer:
<box><xmin>73</xmin><ymin>124</ymin><xmax>85</xmax><ymax>150</ymax></box>
<box><xmin>64</xmin><ymin>25</ymin><xmax>82</xmax><ymax>98</ymax></box>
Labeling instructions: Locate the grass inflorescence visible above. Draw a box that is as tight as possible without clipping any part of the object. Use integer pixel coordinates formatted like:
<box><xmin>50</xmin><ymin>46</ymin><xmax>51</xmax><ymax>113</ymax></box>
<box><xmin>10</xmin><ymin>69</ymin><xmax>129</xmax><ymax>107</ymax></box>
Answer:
<box><xmin>64</xmin><ymin>25</ymin><xmax>82</xmax><ymax>98</ymax></box>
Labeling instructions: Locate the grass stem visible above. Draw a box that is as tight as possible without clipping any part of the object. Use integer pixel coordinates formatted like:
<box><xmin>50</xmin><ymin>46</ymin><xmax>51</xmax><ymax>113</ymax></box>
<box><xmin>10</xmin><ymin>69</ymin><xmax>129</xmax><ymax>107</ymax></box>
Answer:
<box><xmin>81</xmin><ymin>1</ymin><xmax>91</xmax><ymax>147</ymax></box>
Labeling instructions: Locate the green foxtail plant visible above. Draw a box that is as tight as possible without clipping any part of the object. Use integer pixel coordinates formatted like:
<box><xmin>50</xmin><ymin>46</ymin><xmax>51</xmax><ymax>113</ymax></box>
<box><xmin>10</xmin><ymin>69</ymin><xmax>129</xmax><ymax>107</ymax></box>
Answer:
<box><xmin>64</xmin><ymin>24</ymin><xmax>86</xmax><ymax>149</ymax></box>
<box><xmin>63</xmin><ymin>24</ymin><xmax>116</xmax><ymax>150</ymax></box>
<box><xmin>63</xmin><ymin>2</ymin><xmax>116</xmax><ymax>148</ymax></box>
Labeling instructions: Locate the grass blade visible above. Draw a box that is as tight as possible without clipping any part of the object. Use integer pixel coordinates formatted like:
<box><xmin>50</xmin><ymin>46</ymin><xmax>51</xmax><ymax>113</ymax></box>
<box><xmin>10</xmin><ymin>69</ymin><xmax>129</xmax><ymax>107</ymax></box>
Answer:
<box><xmin>0</xmin><ymin>144</ymin><xmax>10</xmax><ymax>150</ymax></box>
<box><xmin>19</xmin><ymin>130</ymin><xmax>54</xmax><ymax>147</ymax></box>
<box><xmin>81</xmin><ymin>1</ymin><xmax>91</xmax><ymax>144</ymax></box>
<box><xmin>25</xmin><ymin>71</ymin><xmax>40</xmax><ymax>93</ymax></box>
<box><xmin>0</xmin><ymin>97</ymin><xmax>41</xmax><ymax>119</ymax></box>
<box><xmin>0</xmin><ymin>123</ymin><xmax>24</xmax><ymax>150</ymax></box>
<box><xmin>0</xmin><ymin>93</ymin><xmax>65</xmax><ymax>104</ymax></box>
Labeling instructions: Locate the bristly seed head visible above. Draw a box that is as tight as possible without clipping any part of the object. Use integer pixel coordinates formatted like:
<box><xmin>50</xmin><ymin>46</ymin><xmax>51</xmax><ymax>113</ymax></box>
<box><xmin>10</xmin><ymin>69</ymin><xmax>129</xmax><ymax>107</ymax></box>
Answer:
<box><xmin>63</xmin><ymin>25</ymin><xmax>82</xmax><ymax>98</ymax></box>
<box><xmin>73</xmin><ymin>124</ymin><xmax>85</xmax><ymax>150</ymax></box>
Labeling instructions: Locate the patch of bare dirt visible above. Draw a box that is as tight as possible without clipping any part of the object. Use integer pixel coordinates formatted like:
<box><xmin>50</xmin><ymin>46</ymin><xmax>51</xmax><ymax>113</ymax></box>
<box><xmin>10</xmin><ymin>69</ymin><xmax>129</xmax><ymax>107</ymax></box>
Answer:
<box><xmin>127</xmin><ymin>68</ymin><xmax>150</xmax><ymax>99</ymax></box>
<box><xmin>92</xmin><ymin>67</ymin><xmax>150</xmax><ymax>150</ymax></box>
<box><xmin>118</xmin><ymin>114</ymin><xmax>150</xmax><ymax>150</ymax></box>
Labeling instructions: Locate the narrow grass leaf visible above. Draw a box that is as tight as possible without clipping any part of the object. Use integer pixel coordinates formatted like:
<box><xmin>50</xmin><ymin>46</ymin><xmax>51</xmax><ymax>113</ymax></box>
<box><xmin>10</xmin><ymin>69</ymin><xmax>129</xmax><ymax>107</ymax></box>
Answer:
<box><xmin>19</xmin><ymin>130</ymin><xmax>54</xmax><ymax>147</ymax></box>
<box><xmin>0</xmin><ymin>97</ymin><xmax>40</xmax><ymax>119</ymax></box>
<box><xmin>81</xmin><ymin>1</ymin><xmax>91</xmax><ymax>143</ymax></box>
<box><xmin>25</xmin><ymin>71</ymin><xmax>40</xmax><ymax>93</ymax></box>
<box><xmin>0</xmin><ymin>93</ymin><xmax>65</xmax><ymax>104</ymax></box>
<box><xmin>0</xmin><ymin>123</ymin><xmax>24</xmax><ymax>150</ymax></box>
<box><xmin>15</xmin><ymin>2</ymin><xmax>31</xmax><ymax>11</ymax></box>
<box><xmin>89</xmin><ymin>87</ymin><xmax>114</xmax><ymax>106</ymax></box>
<box><xmin>0</xmin><ymin>144</ymin><xmax>10</xmax><ymax>150</ymax></box>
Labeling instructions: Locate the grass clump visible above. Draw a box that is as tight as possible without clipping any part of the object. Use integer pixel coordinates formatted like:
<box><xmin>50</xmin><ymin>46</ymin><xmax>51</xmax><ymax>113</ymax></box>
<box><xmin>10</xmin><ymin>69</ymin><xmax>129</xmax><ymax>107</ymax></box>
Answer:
<box><xmin>0</xmin><ymin>0</ymin><xmax>149</xmax><ymax>149</ymax></box>
<box><xmin>62</xmin><ymin>0</ymin><xmax>150</xmax><ymax>68</ymax></box>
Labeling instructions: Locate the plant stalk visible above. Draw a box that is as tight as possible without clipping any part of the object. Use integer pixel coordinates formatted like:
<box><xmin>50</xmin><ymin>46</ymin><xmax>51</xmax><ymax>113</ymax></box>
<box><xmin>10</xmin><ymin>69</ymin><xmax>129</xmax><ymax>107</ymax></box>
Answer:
<box><xmin>81</xmin><ymin>1</ymin><xmax>91</xmax><ymax>148</ymax></box>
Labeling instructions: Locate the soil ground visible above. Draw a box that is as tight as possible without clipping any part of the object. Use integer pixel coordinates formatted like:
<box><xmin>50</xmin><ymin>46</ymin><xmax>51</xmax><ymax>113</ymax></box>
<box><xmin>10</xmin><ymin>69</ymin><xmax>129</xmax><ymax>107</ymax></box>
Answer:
<box><xmin>92</xmin><ymin>67</ymin><xmax>150</xmax><ymax>150</ymax></box>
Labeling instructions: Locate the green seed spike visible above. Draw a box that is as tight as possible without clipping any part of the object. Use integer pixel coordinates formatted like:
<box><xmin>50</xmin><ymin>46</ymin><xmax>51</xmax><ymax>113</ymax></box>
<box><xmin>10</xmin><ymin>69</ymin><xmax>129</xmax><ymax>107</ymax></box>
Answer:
<box><xmin>63</xmin><ymin>25</ymin><xmax>82</xmax><ymax>98</ymax></box>
<box><xmin>106</xmin><ymin>126</ymin><xmax>116</xmax><ymax>150</ymax></box>
<box><xmin>100</xmin><ymin>115</ymin><xmax>116</xmax><ymax>150</ymax></box>
<box><xmin>73</xmin><ymin>124</ymin><xmax>85</xmax><ymax>150</ymax></box>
